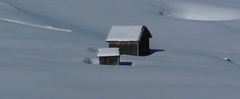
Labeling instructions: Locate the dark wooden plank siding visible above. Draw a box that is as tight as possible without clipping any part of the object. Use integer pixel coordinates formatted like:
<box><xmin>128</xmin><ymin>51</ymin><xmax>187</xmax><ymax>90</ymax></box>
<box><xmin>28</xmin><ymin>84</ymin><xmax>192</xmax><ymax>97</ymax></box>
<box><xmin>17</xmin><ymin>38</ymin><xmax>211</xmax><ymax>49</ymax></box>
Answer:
<box><xmin>108</xmin><ymin>41</ymin><xmax>138</xmax><ymax>56</ymax></box>
<box><xmin>99</xmin><ymin>56</ymin><xmax>120</xmax><ymax>65</ymax></box>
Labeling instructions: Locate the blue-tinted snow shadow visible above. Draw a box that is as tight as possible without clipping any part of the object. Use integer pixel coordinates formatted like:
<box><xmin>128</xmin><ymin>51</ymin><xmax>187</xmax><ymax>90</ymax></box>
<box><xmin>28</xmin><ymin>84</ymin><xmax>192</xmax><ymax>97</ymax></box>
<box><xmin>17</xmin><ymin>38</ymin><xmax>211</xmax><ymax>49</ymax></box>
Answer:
<box><xmin>119</xmin><ymin>62</ymin><xmax>132</xmax><ymax>66</ymax></box>
<box><xmin>149</xmin><ymin>49</ymin><xmax>165</xmax><ymax>55</ymax></box>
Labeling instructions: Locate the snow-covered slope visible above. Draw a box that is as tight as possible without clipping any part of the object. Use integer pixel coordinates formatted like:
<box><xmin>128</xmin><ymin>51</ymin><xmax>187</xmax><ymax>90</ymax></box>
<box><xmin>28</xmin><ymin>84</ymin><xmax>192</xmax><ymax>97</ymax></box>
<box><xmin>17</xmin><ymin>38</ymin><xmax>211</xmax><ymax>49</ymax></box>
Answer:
<box><xmin>162</xmin><ymin>1</ymin><xmax>240</xmax><ymax>21</ymax></box>
<box><xmin>1</xmin><ymin>0</ymin><xmax>240</xmax><ymax>99</ymax></box>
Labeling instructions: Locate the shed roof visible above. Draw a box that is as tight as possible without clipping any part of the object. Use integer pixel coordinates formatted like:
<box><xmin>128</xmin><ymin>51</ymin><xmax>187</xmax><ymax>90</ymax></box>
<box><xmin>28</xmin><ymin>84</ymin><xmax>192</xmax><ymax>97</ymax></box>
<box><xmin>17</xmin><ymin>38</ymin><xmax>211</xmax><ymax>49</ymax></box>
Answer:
<box><xmin>97</xmin><ymin>48</ymin><xmax>120</xmax><ymax>57</ymax></box>
<box><xmin>106</xmin><ymin>26</ymin><xmax>150</xmax><ymax>41</ymax></box>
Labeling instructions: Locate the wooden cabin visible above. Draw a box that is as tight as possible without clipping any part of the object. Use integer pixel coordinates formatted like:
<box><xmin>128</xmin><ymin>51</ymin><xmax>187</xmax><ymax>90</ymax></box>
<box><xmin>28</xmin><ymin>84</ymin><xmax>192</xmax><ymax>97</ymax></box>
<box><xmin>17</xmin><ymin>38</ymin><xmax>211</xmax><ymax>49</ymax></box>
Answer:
<box><xmin>97</xmin><ymin>48</ymin><xmax>120</xmax><ymax>65</ymax></box>
<box><xmin>106</xmin><ymin>26</ymin><xmax>152</xmax><ymax>56</ymax></box>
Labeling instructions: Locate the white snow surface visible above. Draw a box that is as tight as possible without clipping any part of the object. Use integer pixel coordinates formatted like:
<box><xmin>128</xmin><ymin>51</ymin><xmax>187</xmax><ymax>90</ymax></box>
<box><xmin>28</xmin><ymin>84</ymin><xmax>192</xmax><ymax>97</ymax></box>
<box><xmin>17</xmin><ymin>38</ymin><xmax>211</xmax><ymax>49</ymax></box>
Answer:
<box><xmin>1</xmin><ymin>0</ymin><xmax>240</xmax><ymax>99</ymax></box>
<box><xmin>97</xmin><ymin>48</ymin><xmax>120</xmax><ymax>57</ymax></box>
<box><xmin>164</xmin><ymin>1</ymin><xmax>240</xmax><ymax>21</ymax></box>
<box><xmin>106</xmin><ymin>26</ymin><xmax>143</xmax><ymax>41</ymax></box>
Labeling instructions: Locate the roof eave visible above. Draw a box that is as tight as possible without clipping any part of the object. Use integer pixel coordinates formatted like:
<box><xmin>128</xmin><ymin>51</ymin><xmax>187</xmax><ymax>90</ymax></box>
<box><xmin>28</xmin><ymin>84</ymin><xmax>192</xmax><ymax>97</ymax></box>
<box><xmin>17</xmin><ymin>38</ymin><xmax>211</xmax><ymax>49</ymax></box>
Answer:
<box><xmin>106</xmin><ymin>40</ymin><xmax>140</xmax><ymax>42</ymax></box>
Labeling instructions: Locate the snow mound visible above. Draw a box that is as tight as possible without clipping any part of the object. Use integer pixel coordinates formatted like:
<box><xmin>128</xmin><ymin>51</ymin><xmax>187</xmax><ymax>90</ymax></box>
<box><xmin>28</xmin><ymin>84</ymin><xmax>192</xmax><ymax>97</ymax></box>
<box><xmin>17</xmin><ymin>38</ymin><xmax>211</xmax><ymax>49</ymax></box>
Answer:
<box><xmin>163</xmin><ymin>2</ymin><xmax>240</xmax><ymax>21</ymax></box>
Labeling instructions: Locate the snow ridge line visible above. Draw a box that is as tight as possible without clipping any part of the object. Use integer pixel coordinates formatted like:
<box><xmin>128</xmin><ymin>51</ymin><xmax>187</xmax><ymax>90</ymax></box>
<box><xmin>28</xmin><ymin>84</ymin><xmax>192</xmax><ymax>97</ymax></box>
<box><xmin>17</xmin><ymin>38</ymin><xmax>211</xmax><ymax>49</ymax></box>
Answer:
<box><xmin>0</xmin><ymin>17</ymin><xmax>72</xmax><ymax>32</ymax></box>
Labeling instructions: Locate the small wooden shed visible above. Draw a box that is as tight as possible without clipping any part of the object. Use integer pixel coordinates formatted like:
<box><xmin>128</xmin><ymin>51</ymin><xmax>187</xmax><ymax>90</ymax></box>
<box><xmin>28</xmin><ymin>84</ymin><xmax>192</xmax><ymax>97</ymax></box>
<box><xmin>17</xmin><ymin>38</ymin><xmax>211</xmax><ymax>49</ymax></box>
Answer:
<box><xmin>97</xmin><ymin>48</ymin><xmax>120</xmax><ymax>65</ymax></box>
<box><xmin>106</xmin><ymin>26</ymin><xmax>152</xmax><ymax>56</ymax></box>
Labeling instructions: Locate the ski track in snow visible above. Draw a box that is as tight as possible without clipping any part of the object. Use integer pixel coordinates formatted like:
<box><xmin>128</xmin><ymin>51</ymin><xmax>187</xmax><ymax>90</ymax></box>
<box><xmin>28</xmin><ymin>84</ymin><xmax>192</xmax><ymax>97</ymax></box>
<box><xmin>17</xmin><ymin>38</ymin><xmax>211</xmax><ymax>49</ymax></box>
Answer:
<box><xmin>0</xmin><ymin>17</ymin><xmax>72</xmax><ymax>32</ymax></box>
<box><xmin>0</xmin><ymin>0</ymin><xmax>71</xmax><ymax>32</ymax></box>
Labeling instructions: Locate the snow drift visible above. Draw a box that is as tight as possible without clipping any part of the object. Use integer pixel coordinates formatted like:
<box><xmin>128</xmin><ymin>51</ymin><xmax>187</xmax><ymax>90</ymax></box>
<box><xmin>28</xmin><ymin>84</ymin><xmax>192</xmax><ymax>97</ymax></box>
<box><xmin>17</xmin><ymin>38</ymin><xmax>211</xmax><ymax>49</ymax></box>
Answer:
<box><xmin>162</xmin><ymin>1</ymin><xmax>240</xmax><ymax>21</ymax></box>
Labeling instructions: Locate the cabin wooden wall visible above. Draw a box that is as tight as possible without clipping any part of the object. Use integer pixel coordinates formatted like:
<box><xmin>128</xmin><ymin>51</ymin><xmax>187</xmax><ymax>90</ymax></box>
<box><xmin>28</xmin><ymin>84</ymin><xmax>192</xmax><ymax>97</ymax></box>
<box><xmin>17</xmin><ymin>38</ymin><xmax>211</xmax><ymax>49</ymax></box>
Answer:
<box><xmin>108</xmin><ymin>41</ymin><xmax>138</xmax><ymax>56</ymax></box>
<box><xmin>107</xmin><ymin>26</ymin><xmax>151</xmax><ymax>56</ymax></box>
<box><xmin>99</xmin><ymin>56</ymin><xmax>120</xmax><ymax>65</ymax></box>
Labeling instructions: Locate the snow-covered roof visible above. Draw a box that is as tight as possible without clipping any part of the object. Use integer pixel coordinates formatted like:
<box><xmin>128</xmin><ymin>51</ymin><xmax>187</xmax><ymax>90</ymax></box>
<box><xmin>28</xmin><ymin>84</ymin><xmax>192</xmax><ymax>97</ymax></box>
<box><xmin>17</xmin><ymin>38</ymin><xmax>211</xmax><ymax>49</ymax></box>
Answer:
<box><xmin>97</xmin><ymin>48</ymin><xmax>120</xmax><ymax>57</ymax></box>
<box><xmin>106</xmin><ymin>26</ymin><xmax>145</xmax><ymax>41</ymax></box>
